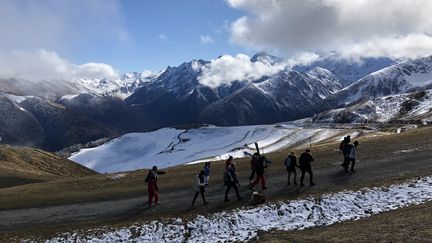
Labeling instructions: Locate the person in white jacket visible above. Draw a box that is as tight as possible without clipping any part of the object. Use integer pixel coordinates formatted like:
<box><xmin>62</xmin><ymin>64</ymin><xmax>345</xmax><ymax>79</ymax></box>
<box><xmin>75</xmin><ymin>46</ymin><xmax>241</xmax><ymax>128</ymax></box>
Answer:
<box><xmin>346</xmin><ymin>141</ymin><xmax>359</xmax><ymax>173</ymax></box>
<box><xmin>191</xmin><ymin>170</ymin><xmax>208</xmax><ymax>206</ymax></box>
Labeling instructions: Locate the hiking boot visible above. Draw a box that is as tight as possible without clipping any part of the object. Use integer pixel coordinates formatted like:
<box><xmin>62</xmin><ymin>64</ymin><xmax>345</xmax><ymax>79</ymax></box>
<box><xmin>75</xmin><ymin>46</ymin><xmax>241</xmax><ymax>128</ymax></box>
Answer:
<box><xmin>351</xmin><ymin>170</ymin><xmax>356</xmax><ymax>173</ymax></box>
<box><xmin>203</xmin><ymin>202</ymin><xmax>209</xmax><ymax>205</ymax></box>
<box><xmin>262</xmin><ymin>187</ymin><xmax>268</xmax><ymax>190</ymax></box>
<box><xmin>237</xmin><ymin>197</ymin><xmax>244</xmax><ymax>201</ymax></box>
<box><xmin>224</xmin><ymin>198</ymin><xmax>230</xmax><ymax>202</ymax></box>
<box><xmin>310</xmin><ymin>183</ymin><xmax>316</xmax><ymax>187</ymax></box>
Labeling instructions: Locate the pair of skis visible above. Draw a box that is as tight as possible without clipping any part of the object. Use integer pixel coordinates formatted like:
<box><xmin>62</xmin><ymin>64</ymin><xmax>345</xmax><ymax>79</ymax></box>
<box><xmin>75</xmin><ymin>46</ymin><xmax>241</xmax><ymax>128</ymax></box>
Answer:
<box><xmin>244</xmin><ymin>142</ymin><xmax>262</xmax><ymax>157</ymax></box>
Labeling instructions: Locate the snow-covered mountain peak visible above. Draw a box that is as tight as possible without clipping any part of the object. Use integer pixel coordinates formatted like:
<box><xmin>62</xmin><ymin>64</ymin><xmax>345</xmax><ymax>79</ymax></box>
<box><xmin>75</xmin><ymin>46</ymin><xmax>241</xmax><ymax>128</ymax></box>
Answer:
<box><xmin>250</xmin><ymin>52</ymin><xmax>283</xmax><ymax>65</ymax></box>
<box><xmin>294</xmin><ymin>55</ymin><xmax>394</xmax><ymax>86</ymax></box>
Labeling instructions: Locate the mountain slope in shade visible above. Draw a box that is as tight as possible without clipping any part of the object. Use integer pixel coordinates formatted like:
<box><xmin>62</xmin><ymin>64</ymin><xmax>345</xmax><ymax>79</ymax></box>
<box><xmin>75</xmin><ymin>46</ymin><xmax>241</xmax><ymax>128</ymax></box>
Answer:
<box><xmin>126</xmin><ymin>60</ymin><xmax>225</xmax><ymax>126</ymax></box>
<box><xmin>199</xmin><ymin>68</ymin><xmax>342</xmax><ymax>125</ymax></box>
<box><xmin>0</xmin><ymin>96</ymin><xmax>44</xmax><ymax>147</ymax></box>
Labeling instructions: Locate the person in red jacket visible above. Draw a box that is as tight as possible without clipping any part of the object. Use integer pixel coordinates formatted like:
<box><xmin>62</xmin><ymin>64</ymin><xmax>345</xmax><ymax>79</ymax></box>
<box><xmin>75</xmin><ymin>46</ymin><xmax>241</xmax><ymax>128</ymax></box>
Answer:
<box><xmin>145</xmin><ymin>166</ymin><xmax>159</xmax><ymax>207</ymax></box>
<box><xmin>248</xmin><ymin>152</ymin><xmax>260</xmax><ymax>184</ymax></box>
<box><xmin>249</xmin><ymin>156</ymin><xmax>268</xmax><ymax>191</ymax></box>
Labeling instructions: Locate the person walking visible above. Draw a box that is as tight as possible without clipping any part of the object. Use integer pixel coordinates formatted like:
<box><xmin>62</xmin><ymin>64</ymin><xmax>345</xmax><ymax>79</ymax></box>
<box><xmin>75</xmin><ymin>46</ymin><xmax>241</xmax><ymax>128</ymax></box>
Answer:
<box><xmin>340</xmin><ymin>135</ymin><xmax>351</xmax><ymax>172</ymax></box>
<box><xmin>203</xmin><ymin>162</ymin><xmax>211</xmax><ymax>185</ymax></box>
<box><xmin>248</xmin><ymin>152</ymin><xmax>260</xmax><ymax>184</ymax></box>
<box><xmin>285</xmin><ymin>151</ymin><xmax>298</xmax><ymax>185</ymax></box>
<box><xmin>346</xmin><ymin>141</ymin><xmax>359</xmax><ymax>173</ymax></box>
<box><xmin>191</xmin><ymin>170</ymin><xmax>208</xmax><ymax>206</ymax></box>
<box><xmin>249</xmin><ymin>156</ymin><xmax>268</xmax><ymax>191</ymax></box>
<box><xmin>225</xmin><ymin>156</ymin><xmax>233</xmax><ymax>169</ymax></box>
<box><xmin>299</xmin><ymin>149</ymin><xmax>315</xmax><ymax>187</ymax></box>
<box><xmin>224</xmin><ymin>163</ymin><xmax>243</xmax><ymax>202</ymax></box>
<box><xmin>145</xmin><ymin>166</ymin><xmax>159</xmax><ymax>207</ymax></box>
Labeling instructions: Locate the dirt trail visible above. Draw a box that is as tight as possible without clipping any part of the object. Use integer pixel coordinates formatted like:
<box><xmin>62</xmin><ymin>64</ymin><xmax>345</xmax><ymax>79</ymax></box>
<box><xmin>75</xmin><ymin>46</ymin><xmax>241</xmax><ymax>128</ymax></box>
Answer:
<box><xmin>0</xmin><ymin>145</ymin><xmax>431</xmax><ymax>232</ymax></box>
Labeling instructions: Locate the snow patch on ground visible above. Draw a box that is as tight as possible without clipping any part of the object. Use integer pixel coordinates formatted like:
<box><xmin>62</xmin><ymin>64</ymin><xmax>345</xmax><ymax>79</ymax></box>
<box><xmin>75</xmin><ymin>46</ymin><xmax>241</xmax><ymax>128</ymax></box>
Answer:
<box><xmin>45</xmin><ymin>176</ymin><xmax>432</xmax><ymax>242</ymax></box>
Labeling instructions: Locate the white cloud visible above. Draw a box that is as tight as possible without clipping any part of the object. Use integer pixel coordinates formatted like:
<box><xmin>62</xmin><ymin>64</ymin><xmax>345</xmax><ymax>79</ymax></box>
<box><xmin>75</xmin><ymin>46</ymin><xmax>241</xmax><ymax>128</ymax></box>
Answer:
<box><xmin>200</xmin><ymin>35</ymin><xmax>215</xmax><ymax>44</ymax></box>
<box><xmin>0</xmin><ymin>49</ymin><xmax>118</xmax><ymax>80</ymax></box>
<box><xmin>158</xmin><ymin>34</ymin><xmax>168</xmax><ymax>41</ymax></box>
<box><xmin>198</xmin><ymin>54</ymin><xmax>286</xmax><ymax>88</ymax></box>
<box><xmin>0</xmin><ymin>0</ymin><xmax>127</xmax><ymax>53</ymax></box>
<box><xmin>227</xmin><ymin>0</ymin><xmax>432</xmax><ymax>60</ymax></box>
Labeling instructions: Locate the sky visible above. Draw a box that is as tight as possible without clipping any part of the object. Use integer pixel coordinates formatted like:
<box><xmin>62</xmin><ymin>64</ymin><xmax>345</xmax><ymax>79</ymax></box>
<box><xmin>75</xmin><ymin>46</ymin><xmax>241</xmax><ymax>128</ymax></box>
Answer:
<box><xmin>1</xmin><ymin>0</ymin><xmax>432</xmax><ymax>81</ymax></box>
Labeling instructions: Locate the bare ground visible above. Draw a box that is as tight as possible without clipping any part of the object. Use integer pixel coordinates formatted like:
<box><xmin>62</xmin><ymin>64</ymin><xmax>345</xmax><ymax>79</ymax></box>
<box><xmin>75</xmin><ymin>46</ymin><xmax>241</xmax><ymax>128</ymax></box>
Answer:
<box><xmin>1</xmin><ymin>126</ymin><xmax>432</xmax><ymax>241</ymax></box>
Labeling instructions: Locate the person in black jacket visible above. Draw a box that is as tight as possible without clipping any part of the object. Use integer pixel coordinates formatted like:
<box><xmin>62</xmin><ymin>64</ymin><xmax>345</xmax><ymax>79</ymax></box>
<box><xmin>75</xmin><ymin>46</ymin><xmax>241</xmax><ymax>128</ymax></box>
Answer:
<box><xmin>224</xmin><ymin>163</ymin><xmax>243</xmax><ymax>202</ymax></box>
<box><xmin>299</xmin><ymin>149</ymin><xmax>316</xmax><ymax>187</ymax></box>
<box><xmin>340</xmin><ymin>135</ymin><xmax>351</xmax><ymax>172</ymax></box>
<box><xmin>284</xmin><ymin>151</ymin><xmax>298</xmax><ymax>185</ymax></box>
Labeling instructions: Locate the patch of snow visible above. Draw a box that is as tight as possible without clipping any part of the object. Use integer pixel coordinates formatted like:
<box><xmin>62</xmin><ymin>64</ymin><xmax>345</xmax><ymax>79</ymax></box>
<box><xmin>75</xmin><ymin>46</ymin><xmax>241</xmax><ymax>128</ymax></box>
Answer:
<box><xmin>107</xmin><ymin>173</ymin><xmax>127</xmax><ymax>180</ymax></box>
<box><xmin>44</xmin><ymin>176</ymin><xmax>432</xmax><ymax>242</ymax></box>
<box><xmin>70</xmin><ymin>125</ymin><xmax>355</xmax><ymax>173</ymax></box>
<box><xmin>60</xmin><ymin>94</ymin><xmax>80</xmax><ymax>100</ymax></box>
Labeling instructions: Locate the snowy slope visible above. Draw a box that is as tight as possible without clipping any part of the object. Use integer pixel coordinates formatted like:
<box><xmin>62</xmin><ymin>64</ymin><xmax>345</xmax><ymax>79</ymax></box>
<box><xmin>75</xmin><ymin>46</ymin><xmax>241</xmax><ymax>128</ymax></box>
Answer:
<box><xmin>314</xmin><ymin>89</ymin><xmax>432</xmax><ymax>123</ymax></box>
<box><xmin>329</xmin><ymin>55</ymin><xmax>432</xmax><ymax>106</ymax></box>
<box><xmin>294</xmin><ymin>54</ymin><xmax>394</xmax><ymax>86</ymax></box>
<box><xmin>69</xmin><ymin>124</ymin><xmax>358</xmax><ymax>173</ymax></box>
<box><xmin>66</xmin><ymin>70</ymin><xmax>162</xmax><ymax>99</ymax></box>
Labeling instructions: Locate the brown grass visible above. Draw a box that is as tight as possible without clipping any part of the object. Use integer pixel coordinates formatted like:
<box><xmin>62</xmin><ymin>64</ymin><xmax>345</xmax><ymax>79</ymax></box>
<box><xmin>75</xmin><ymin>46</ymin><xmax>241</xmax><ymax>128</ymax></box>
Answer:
<box><xmin>0</xmin><ymin>145</ymin><xmax>96</xmax><ymax>185</ymax></box>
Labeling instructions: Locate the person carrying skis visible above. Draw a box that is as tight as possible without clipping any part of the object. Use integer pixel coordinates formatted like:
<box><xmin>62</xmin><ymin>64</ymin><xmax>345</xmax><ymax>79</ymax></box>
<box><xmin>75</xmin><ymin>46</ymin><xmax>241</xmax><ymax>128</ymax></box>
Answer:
<box><xmin>249</xmin><ymin>156</ymin><xmax>268</xmax><ymax>191</ymax></box>
<box><xmin>299</xmin><ymin>149</ymin><xmax>316</xmax><ymax>187</ymax></box>
<box><xmin>346</xmin><ymin>141</ymin><xmax>359</xmax><ymax>173</ymax></box>
<box><xmin>145</xmin><ymin>166</ymin><xmax>159</xmax><ymax>207</ymax></box>
<box><xmin>224</xmin><ymin>163</ymin><xmax>243</xmax><ymax>202</ymax></box>
<box><xmin>285</xmin><ymin>151</ymin><xmax>298</xmax><ymax>185</ymax></box>
<box><xmin>203</xmin><ymin>162</ymin><xmax>211</xmax><ymax>185</ymax></box>
<box><xmin>191</xmin><ymin>170</ymin><xmax>208</xmax><ymax>206</ymax></box>
<box><xmin>340</xmin><ymin>135</ymin><xmax>351</xmax><ymax>171</ymax></box>
<box><xmin>248</xmin><ymin>152</ymin><xmax>260</xmax><ymax>184</ymax></box>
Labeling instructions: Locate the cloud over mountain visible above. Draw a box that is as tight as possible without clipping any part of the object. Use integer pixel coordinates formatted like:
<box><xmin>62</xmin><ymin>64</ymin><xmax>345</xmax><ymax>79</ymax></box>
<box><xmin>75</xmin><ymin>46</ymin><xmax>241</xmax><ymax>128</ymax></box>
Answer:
<box><xmin>198</xmin><ymin>54</ymin><xmax>286</xmax><ymax>88</ymax></box>
<box><xmin>0</xmin><ymin>49</ymin><xmax>118</xmax><ymax>80</ymax></box>
<box><xmin>228</xmin><ymin>0</ymin><xmax>432</xmax><ymax>60</ymax></box>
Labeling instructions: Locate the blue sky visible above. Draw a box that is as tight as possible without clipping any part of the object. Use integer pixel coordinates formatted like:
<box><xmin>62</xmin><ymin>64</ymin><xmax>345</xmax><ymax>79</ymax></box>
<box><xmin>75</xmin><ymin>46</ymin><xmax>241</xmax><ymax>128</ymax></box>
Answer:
<box><xmin>65</xmin><ymin>0</ymin><xmax>249</xmax><ymax>72</ymax></box>
<box><xmin>1</xmin><ymin>0</ymin><xmax>431</xmax><ymax>80</ymax></box>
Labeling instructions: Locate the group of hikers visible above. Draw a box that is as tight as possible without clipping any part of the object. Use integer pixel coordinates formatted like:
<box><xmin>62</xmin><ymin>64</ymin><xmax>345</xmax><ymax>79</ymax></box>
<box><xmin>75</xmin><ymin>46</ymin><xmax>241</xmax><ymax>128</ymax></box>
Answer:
<box><xmin>145</xmin><ymin>135</ymin><xmax>359</xmax><ymax>207</ymax></box>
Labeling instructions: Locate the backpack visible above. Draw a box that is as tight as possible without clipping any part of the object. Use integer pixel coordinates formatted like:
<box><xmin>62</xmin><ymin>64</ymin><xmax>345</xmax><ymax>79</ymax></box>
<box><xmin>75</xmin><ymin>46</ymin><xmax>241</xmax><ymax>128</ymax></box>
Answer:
<box><xmin>285</xmin><ymin>157</ymin><xmax>292</xmax><ymax>167</ymax></box>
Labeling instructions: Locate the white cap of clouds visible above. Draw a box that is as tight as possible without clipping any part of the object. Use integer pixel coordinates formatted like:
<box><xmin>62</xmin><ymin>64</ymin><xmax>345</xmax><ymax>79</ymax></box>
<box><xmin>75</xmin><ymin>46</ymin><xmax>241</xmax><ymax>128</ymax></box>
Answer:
<box><xmin>228</xmin><ymin>0</ymin><xmax>432</xmax><ymax>60</ymax></box>
<box><xmin>0</xmin><ymin>49</ymin><xmax>118</xmax><ymax>81</ymax></box>
<box><xmin>198</xmin><ymin>52</ymin><xmax>318</xmax><ymax>88</ymax></box>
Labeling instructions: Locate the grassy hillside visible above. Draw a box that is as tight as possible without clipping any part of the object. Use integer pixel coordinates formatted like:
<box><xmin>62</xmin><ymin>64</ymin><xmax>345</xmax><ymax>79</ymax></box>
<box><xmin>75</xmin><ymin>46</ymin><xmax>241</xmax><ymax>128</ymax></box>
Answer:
<box><xmin>0</xmin><ymin>145</ymin><xmax>97</xmax><ymax>188</ymax></box>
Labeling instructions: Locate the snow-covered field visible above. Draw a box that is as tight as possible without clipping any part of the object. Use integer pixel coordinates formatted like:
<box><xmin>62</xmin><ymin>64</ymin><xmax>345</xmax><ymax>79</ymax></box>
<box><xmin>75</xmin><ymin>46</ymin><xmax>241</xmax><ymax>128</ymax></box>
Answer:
<box><xmin>69</xmin><ymin>124</ymin><xmax>358</xmax><ymax>173</ymax></box>
<box><xmin>44</xmin><ymin>176</ymin><xmax>432</xmax><ymax>242</ymax></box>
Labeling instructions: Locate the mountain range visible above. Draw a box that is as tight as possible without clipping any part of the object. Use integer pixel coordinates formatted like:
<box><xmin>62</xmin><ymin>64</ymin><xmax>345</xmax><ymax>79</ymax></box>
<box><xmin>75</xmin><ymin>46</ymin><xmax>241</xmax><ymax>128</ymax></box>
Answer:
<box><xmin>1</xmin><ymin>53</ymin><xmax>432</xmax><ymax>151</ymax></box>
